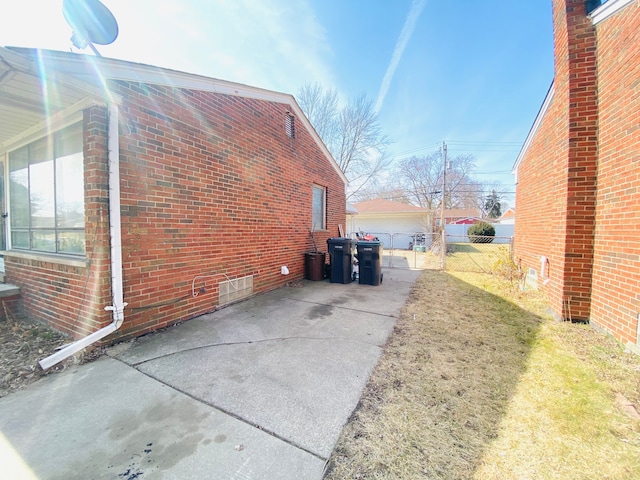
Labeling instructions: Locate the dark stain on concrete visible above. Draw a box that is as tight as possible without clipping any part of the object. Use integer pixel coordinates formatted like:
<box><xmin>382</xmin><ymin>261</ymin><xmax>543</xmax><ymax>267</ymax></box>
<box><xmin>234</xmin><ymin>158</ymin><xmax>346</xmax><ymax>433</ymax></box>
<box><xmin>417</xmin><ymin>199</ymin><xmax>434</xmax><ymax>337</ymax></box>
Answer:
<box><xmin>308</xmin><ymin>303</ymin><xmax>334</xmax><ymax>319</ymax></box>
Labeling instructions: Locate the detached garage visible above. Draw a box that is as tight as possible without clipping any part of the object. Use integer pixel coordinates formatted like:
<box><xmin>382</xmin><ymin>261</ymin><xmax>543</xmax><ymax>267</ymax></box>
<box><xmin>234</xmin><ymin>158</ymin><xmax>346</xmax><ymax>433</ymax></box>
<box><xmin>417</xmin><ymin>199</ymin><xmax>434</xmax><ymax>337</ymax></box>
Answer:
<box><xmin>348</xmin><ymin>199</ymin><xmax>432</xmax><ymax>249</ymax></box>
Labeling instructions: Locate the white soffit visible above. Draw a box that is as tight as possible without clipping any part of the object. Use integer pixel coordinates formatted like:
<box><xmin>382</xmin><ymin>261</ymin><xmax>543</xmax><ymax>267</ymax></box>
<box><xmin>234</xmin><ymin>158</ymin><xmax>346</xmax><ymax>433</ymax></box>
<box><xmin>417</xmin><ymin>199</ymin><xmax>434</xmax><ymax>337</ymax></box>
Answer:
<box><xmin>590</xmin><ymin>0</ymin><xmax>637</xmax><ymax>24</ymax></box>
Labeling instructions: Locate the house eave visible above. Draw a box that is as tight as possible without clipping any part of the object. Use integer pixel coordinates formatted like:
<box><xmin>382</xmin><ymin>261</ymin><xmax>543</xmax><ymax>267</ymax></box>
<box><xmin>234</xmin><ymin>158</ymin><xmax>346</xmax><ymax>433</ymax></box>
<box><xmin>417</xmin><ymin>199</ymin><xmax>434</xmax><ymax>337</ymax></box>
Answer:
<box><xmin>5</xmin><ymin>47</ymin><xmax>348</xmax><ymax>186</ymax></box>
<box><xmin>589</xmin><ymin>0</ymin><xmax>636</xmax><ymax>24</ymax></box>
<box><xmin>512</xmin><ymin>81</ymin><xmax>555</xmax><ymax>184</ymax></box>
<box><xmin>0</xmin><ymin>46</ymin><xmax>115</xmax><ymax>151</ymax></box>
<box><xmin>355</xmin><ymin>211</ymin><xmax>432</xmax><ymax>218</ymax></box>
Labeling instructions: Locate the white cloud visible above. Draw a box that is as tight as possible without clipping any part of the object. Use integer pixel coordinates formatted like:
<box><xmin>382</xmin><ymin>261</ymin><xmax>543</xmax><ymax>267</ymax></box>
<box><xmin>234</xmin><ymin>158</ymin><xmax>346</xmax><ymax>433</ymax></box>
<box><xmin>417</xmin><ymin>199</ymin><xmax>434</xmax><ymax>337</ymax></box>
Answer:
<box><xmin>374</xmin><ymin>0</ymin><xmax>427</xmax><ymax>113</ymax></box>
<box><xmin>109</xmin><ymin>0</ymin><xmax>335</xmax><ymax>94</ymax></box>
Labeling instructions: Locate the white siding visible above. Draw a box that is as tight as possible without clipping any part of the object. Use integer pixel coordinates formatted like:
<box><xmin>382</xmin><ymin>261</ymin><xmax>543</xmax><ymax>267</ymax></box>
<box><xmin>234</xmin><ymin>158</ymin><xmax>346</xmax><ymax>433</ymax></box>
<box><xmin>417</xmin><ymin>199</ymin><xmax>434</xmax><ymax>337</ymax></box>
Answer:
<box><xmin>348</xmin><ymin>213</ymin><xmax>432</xmax><ymax>249</ymax></box>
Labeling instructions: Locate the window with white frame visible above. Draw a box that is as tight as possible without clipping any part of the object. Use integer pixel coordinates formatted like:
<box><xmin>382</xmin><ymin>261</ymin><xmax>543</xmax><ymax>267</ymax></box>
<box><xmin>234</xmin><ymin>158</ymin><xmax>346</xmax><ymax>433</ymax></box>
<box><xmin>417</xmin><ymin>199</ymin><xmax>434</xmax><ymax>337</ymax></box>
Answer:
<box><xmin>8</xmin><ymin>122</ymin><xmax>85</xmax><ymax>255</ymax></box>
<box><xmin>312</xmin><ymin>184</ymin><xmax>326</xmax><ymax>231</ymax></box>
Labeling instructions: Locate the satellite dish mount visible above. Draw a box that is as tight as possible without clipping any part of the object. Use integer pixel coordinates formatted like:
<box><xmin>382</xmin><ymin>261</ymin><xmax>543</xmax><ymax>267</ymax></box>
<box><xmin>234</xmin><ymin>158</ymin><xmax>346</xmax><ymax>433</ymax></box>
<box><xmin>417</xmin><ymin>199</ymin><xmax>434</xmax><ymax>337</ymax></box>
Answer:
<box><xmin>62</xmin><ymin>0</ymin><xmax>119</xmax><ymax>57</ymax></box>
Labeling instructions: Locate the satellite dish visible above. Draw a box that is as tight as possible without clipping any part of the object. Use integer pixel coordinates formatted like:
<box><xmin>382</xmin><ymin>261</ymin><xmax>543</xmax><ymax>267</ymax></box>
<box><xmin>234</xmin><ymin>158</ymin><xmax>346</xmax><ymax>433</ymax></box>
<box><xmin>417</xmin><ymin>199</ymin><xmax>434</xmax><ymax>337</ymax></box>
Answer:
<box><xmin>63</xmin><ymin>0</ymin><xmax>119</xmax><ymax>56</ymax></box>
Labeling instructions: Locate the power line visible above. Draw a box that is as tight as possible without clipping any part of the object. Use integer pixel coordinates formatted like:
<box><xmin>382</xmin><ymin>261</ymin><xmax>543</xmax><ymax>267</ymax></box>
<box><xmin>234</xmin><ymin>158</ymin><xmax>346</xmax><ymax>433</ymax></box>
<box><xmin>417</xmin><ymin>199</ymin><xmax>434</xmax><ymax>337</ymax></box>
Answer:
<box><xmin>472</xmin><ymin>170</ymin><xmax>513</xmax><ymax>175</ymax></box>
<box><xmin>447</xmin><ymin>140</ymin><xmax>522</xmax><ymax>145</ymax></box>
<box><xmin>390</xmin><ymin>143</ymin><xmax>521</xmax><ymax>164</ymax></box>
<box><xmin>391</xmin><ymin>142</ymin><xmax>442</xmax><ymax>157</ymax></box>
<box><xmin>368</xmin><ymin>188</ymin><xmax>516</xmax><ymax>196</ymax></box>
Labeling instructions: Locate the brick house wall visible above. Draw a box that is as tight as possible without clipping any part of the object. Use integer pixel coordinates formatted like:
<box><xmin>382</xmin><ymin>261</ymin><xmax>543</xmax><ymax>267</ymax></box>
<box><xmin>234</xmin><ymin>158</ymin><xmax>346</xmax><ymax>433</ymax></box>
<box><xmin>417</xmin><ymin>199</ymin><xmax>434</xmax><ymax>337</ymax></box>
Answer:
<box><xmin>590</xmin><ymin>1</ymin><xmax>640</xmax><ymax>344</ymax></box>
<box><xmin>109</xmin><ymin>81</ymin><xmax>345</xmax><ymax>339</ymax></box>
<box><xmin>515</xmin><ymin>0</ymin><xmax>598</xmax><ymax>322</ymax></box>
<box><xmin>5</xmin><ymin>72</ymin><xmax>346</xmax><ymax>341</ymax></box>
<box><xmin>514</xmin><ymin>0</ymin><xmax>640</xmax><ymax>347</ymax></box>
<box><xmin>4</xmin><ymin>106</ymin><xmax>114</xmax><ymax>338</ymax></box>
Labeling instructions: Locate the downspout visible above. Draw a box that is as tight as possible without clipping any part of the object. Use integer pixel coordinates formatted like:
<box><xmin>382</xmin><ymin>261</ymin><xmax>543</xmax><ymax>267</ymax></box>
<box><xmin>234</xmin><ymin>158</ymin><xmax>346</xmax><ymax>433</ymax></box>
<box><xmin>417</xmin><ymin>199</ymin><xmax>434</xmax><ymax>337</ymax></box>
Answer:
<box><xmin>40</xmin><ymin>102</ymin><xmax>126</xmax><ymax>370</ymax></box>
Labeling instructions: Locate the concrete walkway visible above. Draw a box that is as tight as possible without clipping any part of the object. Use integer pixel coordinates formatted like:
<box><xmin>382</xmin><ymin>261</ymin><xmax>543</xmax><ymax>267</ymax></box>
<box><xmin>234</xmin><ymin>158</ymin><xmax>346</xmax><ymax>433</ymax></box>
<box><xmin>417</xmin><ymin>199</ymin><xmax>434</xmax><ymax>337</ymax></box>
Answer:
<box><xmin>0</xmin><ymin>269</ymin><xmax>421</xmax><ymax>479</ymax></box>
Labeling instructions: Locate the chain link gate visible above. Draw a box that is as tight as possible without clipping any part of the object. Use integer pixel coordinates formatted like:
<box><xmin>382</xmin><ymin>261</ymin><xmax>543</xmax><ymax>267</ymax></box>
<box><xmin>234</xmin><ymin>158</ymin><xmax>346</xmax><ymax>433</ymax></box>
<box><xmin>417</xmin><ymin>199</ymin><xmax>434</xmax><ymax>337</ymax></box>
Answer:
<box><xmin>350</xmin><ymin>232</ymin><xmax>513</xmax><ymax>273</ymax></box>
<box><xmin>350</xmin><ymin>232</ymin><xmax>441</xmax><ymax>270</ymax></box>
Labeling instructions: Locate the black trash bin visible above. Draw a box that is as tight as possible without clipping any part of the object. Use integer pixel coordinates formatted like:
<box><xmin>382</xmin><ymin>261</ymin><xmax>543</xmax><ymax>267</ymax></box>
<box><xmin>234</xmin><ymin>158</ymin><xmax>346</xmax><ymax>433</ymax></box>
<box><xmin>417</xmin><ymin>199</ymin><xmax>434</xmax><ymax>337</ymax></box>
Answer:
<box><xmin>327</xmin><ymin>238</ymin><xmax>354</xmax><ymax>284</ymax></box>
<box><xmin>357</xmin><ymin>240</ymin><xmax>383</xmax><ymax>286</ymax></box>
<box><xmin>305</xmin><ymin>252</ymin><xmax>326</xmax><ymax>281</ymax></box>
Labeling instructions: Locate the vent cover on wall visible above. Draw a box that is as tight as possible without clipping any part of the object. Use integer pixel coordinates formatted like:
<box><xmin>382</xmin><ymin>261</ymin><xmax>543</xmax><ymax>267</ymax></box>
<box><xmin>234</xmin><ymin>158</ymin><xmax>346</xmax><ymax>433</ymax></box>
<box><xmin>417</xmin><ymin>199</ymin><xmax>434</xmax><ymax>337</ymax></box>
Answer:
<box><xmin>285</xmin><ymin>112</ymin><xmax>295</xmax><ymax>138</ymax></box>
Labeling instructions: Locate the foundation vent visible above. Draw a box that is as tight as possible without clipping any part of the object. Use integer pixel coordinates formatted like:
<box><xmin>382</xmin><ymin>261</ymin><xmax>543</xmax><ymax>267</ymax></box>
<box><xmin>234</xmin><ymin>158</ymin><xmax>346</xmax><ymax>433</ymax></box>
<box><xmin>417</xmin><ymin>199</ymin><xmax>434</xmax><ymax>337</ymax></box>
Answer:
<box><xmin>219</xmin><ymin>275</ymin><xmax>254</xmax><ymax>305</ymax></box>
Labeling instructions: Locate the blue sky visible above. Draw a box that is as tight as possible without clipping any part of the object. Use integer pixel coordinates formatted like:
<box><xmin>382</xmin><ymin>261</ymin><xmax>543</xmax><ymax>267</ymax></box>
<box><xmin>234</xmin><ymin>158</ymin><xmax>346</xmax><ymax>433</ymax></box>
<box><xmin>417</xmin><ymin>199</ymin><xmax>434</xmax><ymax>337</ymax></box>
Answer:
<box><xmin>0</xmin><ymin>1</ymin><xmax>555</xmax><ymax>206</ymax></box>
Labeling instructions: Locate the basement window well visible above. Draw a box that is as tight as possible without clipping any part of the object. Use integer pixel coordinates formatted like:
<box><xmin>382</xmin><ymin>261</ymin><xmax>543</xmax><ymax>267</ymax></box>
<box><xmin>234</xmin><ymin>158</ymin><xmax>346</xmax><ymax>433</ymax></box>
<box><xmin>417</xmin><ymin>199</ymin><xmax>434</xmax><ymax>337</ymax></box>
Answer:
<box><xmin>219</xmin><ymin>275</ymin><xmax>254</xmax><ymax>305</ymax></box>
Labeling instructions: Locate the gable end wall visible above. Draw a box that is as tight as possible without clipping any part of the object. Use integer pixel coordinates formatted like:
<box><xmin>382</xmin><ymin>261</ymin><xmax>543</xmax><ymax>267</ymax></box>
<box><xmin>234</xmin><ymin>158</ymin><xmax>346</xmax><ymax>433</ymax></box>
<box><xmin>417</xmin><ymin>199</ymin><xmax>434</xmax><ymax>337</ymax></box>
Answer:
<box><xmin>109</xmin><ymin>81</ymin><xmax>346</xmax><ymax>339</ymax></box>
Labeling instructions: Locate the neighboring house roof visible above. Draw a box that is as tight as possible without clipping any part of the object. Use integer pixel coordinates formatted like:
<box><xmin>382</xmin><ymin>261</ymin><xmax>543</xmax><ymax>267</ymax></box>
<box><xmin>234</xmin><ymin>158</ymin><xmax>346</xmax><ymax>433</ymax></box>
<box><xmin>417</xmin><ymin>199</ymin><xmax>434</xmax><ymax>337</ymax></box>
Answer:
<box><xmin>499</xmin><ymin>208</ymin><xmax>515</xmax><ymax>221</ymax></box>
<box><xmin>444</xmin><ymin>208</ymin><xmax>481</xmax><ymax>220</ymax></box>
<box><xmin>452</xmin><ymin>217</ymin><xmax>482</xmax><ymax>225</ymax></box>
<box><xmin>0</xmin><ymin>47</ymin><xmax>348</xmax><ymax>184</ymax></box>
<box><xmin>351</xmin><ymin>198</ymin><xmax>430</xmax><ymax>214</ymax></box>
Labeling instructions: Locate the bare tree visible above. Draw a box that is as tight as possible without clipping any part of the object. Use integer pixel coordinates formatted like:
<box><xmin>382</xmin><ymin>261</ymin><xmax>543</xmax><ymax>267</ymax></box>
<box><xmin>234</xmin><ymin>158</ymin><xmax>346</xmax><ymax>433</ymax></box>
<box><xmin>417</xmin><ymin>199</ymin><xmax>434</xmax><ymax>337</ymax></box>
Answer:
<box><xmin>352</xmin><ymin>184</ymin><xmax>412</xmax><ymax>203</ymax></box>
<box><xmin>297</xmin><ymin>84</ymin><xmax>339</xmax><ymax>149</ymax></box>
<box><xmin>396</xmin><ymin>153</ymin><xmax>443</xmax><ymax>209</ymax></box>
<box><xmin>395</xmin><ymin>150</ymin><xmax>484</xmax><ymax>210</ymax></box>
<box><xmin>297</xmin><ymin>83</ymin><xmax>392</xmax><ymax>200</ymax></box>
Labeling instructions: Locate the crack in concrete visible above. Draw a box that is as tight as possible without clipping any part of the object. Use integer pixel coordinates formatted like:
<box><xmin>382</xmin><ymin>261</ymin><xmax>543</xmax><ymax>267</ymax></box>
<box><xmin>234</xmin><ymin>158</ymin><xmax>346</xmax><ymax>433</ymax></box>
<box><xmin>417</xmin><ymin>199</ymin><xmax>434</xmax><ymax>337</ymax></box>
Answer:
<box><xmin>111</xmin><ymin>334</ymin><xmax>382</xmax><ymax>368</ymax></box>
<box><xmin>110</xmin><ymin>355</ymin><xmax>329</xmax><ymax>463</ymax></box>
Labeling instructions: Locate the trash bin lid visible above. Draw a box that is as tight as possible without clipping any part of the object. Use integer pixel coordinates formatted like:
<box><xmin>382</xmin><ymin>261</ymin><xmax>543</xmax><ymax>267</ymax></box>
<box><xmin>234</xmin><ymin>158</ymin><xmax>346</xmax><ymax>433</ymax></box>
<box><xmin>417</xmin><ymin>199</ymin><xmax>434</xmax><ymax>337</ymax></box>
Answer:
<box><xmin>327</xmin><ymin>237</ymin><xmax>354</xmax><ymax>245</ymax></box>
<box><xmin>357</xmin><ymin>240</ymin><xmax>381</xmax><ymax>246</ymax></box>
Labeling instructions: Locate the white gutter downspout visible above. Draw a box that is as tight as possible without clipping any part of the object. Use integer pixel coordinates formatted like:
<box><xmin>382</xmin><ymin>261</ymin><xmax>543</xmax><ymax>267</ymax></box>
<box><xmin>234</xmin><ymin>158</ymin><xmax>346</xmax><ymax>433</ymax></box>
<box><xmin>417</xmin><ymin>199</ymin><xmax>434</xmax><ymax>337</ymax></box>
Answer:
<box><xmin>40</xmin><ymin>102</ymin><xmax>126</xmax><ymax>369</ymax></box>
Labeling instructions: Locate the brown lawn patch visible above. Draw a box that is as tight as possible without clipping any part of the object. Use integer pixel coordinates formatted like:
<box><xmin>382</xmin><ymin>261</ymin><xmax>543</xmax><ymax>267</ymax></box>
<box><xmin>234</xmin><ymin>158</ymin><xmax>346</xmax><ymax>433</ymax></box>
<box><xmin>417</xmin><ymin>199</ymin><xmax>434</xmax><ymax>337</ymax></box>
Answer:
<box><xmin>324</xmin><ymin>270</ymin><xmax>640</xmax><ymax>479</ymax></box>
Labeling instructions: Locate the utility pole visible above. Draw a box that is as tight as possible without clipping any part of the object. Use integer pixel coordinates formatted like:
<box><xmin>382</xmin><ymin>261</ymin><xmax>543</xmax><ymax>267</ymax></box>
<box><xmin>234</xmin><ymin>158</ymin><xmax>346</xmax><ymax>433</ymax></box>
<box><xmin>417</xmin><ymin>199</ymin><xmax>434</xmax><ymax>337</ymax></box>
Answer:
<box><xmin>441</xmin><ymin>141</ymin><xmax>447</xmax><ymax>270</ymax></box>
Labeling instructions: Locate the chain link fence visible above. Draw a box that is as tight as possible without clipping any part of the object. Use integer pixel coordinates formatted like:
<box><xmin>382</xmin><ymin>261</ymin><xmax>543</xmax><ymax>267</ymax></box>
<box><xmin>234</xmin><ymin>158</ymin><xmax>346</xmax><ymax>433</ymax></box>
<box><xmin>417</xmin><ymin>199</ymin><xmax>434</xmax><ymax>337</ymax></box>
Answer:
<box><xmin>353</xmin><ymin>231</ymin><xmax>513</xmax><ymax>274</ymax></box>
<box><xmin>443</xmin><ymin>235</ymin><xmax>514</xmax><ymax>273</ymax></box>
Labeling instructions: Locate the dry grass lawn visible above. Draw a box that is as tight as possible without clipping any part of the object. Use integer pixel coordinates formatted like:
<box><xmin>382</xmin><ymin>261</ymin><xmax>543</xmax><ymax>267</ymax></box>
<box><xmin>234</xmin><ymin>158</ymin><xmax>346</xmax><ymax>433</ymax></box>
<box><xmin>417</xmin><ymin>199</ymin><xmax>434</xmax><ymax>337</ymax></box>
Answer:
<box><xmin>324</xmin><ymin>270</ymin><xmax>640</xmax><ymax>479</ymax></box>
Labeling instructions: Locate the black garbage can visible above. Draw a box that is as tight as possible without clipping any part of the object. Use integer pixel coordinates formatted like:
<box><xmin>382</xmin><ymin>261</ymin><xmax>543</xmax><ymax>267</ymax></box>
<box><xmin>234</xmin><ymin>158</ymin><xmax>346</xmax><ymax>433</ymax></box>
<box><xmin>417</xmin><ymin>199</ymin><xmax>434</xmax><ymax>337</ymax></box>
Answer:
<box><xmin>305</xmin><ymin>252</ymin><xmax>326</xmax><ymax>281</ymax></box>
<box><xmin>357</xmin><ymin>240</ymin><xmax>383</xmax><ymax>286</ymax></box>
<box><xmin>327</xmin><ymin>238</ymin><xmax>354</xmax><ymax>284</ymax></box>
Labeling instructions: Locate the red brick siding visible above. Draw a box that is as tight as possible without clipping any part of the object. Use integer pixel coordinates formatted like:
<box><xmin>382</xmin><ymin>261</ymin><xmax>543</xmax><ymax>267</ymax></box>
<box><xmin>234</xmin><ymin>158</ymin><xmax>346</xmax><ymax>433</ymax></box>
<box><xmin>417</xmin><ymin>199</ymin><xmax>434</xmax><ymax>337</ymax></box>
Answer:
<box><xmin>590</xmin><ymin>1</ymin><xmax>640</xmax><ymax>344</ymax></box>
<box><xmin>515</xmin><ymin>0</ymin><xmax>598</xmax><ymax>321</ymax></box>
<box><xmin>515</xmin><ymin>7</ymin><xmax>567</xmax><ymax>314</ymax></box>
<box><xmin>109</xmin><ymin>81</ymin><xmax>345</xmax><ymax>339</ymax></box>
<box><xmin>514</xmin><ymin>84</ymin><xmax>569</xmax><ymax>320</ymax></box>
<box><xmin>516</xmin><ymin>0</ymin><xmax>640</xmax><ymax>345</ymax></box>
<box><xmin>5</xmin><ymin>107</ymin><xmax>113</xmax><ymax>337</ymax></box>
<box><xmin>5</xmin><ymin>86</ymin><xmax>345</xmax><ymax>342</ymax></box>
<box><xmin>562</xmin><ymin>0</ymin><xmax>598</xmax><ymax>321</ymax></box>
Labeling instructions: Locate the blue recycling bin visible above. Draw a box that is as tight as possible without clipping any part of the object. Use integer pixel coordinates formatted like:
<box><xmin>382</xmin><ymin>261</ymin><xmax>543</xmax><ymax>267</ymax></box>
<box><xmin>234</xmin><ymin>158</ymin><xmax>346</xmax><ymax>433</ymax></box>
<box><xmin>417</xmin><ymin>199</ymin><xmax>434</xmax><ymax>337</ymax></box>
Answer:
<box><xmin>357</xmin><ymin>240</ymin><xmax>383</xmax><ymax>286</ymax></box>
<box><xmin>327</xmin><ymin>238</ymin><xmax>355</xmax><ymax>284</ymax></box>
